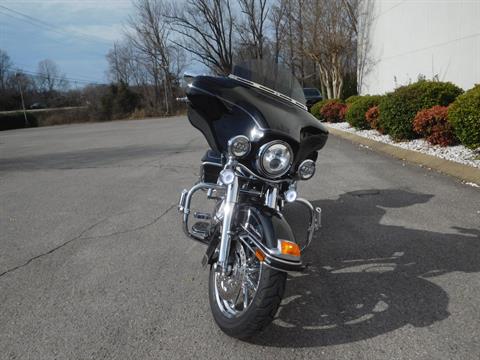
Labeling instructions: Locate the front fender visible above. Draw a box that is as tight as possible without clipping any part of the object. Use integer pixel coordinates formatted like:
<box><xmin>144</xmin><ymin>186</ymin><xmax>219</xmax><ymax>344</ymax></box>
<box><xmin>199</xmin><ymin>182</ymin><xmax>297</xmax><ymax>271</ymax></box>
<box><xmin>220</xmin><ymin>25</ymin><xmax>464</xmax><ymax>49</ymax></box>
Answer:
<box><xmin>236</xmin><ymin>203</ymin><xmax>304</xmax><ymax>272</ymax></box>
<box><xmin>204</xmin><ymin>203</ymin><xmax>305</xmax><ymax>272</ymax></box>
<box><xmin>238</xmin><ymin>204</ymin><xmax>295</xmax><ymax>248</ymax></box>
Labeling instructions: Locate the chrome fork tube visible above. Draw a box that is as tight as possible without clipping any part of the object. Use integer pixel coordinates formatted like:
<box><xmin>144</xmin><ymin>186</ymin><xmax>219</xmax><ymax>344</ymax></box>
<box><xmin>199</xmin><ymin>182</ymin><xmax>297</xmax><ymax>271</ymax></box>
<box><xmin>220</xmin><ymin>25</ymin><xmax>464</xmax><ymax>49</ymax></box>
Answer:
<box><xmin>217</xmin><ymin>174</ymin><xmax>239</xmax><ymax>274</ymax></box>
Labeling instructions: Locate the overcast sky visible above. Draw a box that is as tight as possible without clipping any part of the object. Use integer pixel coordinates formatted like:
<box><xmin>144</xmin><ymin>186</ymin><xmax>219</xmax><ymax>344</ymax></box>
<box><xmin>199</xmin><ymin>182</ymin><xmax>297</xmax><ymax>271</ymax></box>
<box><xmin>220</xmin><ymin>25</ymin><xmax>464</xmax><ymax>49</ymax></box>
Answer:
<box><xmin>0</xmin><ymin>0</ymin><xmax>134</xmax><ymax>85</ymax></box>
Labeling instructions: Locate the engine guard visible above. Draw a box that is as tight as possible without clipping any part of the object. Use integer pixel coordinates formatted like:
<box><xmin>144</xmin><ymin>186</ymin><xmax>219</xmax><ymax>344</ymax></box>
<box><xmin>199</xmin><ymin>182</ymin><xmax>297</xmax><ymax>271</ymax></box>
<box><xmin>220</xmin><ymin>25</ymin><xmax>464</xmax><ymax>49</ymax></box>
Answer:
<box><xmin>179</xmin><ymin>183</ymin><xmax>321</xmax><ymax>273</ymax></box>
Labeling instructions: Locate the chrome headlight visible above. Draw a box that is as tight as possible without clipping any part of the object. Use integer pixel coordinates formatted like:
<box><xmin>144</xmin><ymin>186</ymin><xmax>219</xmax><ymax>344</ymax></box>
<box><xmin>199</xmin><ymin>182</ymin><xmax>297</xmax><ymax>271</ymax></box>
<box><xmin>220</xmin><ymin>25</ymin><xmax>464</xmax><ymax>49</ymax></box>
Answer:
<box><xmin>228</xmin><ymin>135</ymin><xmax>250</xmax><ymax>158</ymax></box>
<box><xmin>257</xmin><ymin>141</ymin><xmax>293</xmax><ymax>178</ymax></box>
<box><xmin>298</xmin><ymin>159</ymin><xmax>316</xmax><ymax>180</ymax></box>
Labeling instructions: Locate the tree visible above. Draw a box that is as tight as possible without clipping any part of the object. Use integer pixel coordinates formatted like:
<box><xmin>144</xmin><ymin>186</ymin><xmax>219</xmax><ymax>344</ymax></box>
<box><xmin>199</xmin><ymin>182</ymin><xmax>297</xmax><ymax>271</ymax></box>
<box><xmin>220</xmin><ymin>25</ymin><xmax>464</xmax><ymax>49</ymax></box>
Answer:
<box><xmin>237</xmin><ymin>0</ymin><xmax>269</xmax><ymax>60</ymax></box>
<box><xmin>106</xmin><ymin>39</ymin><xmax>153</xmax><ymax>91</ymax></box>
<box><xmin>0</xmin><ymin>49</ymin><xmax>13</xmax><ymax>91</ymax></box>
<box><xmin>269</xmin><ymin>0</ymin><xmax>288</xmax><ymax>64</ymax></box>
<box><xmin>356</xmin><ymin>0</ymin><xmax>376</xmax><ymax>94</ymax></box>
<box><xmin>106</xmin><ymin>41</ymin><xmax>135</xmax><ymax>85</ymax></box>
<box><xmin>126</xmin><ymin>0</ymin><xmax>183</xmax><ymax>113</ymax></box>
<box><xmin>36</xmin><ymin>59</ymin><xmax>68</xmax><ymax>92</ymax></box>
<box><xmin>279</xmin><ymin>0</ymin><xmax>312</xmax><ymax>83</ymax></box>
<box><xmin>302</xmin><ymin>0</ymin><xmax>358</xmax><ymax>98</ymax></box>
<box><xmin>167</xmin><ymin>0</ymin><xmax>235</xmax><ymax>75</ymax></box>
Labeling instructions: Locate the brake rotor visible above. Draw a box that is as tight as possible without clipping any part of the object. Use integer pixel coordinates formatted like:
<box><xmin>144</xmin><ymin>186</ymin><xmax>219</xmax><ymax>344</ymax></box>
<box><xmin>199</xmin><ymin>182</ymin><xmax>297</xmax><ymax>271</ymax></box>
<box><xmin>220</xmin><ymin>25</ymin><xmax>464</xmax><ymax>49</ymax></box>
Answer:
<box><xmin>215</xmin><ymin>242</ymin><xmax>247</xmax><ymax>302</ymax></box>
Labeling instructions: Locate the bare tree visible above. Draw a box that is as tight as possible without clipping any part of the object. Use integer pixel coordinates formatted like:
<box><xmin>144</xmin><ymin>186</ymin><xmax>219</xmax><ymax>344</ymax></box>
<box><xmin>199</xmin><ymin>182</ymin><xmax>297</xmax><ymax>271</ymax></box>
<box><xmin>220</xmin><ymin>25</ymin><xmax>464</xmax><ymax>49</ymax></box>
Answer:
<box><xmin>269</xmin><ymin>0</ymin><xmax>288</xmax><ymax>64</ymax></box>
<box><xmin>295</xmin><ymin>0</ymin><xmax>306</xmax><ymax>84</ymax></box>
<box><xmin>107</xmin><ymin>41</ymin><xmax>133</xmax><ymax>85</ymax></box>
<box><xmin>107</xmin><ymin>39</ymin><xmax>152</xmax><ymax>88</ymax></box>
<box><xmin>281</xmin><ymin>0</ymin><xmax>310</xmax><ymax>81</ymax></box>
<box><xmin>126</xmin><ymin>0</ymin><xmax>179</xmax><ymax>113</ymax></box>
<box><xmin>356</xmin><ymin>0</ymin><xmax>376</xmax><ymax>94</ymax></box>
<box><xmin>167</xmin><ymin>0</ymin><xmax>235</xmax><ymax>75</ymax></box>
<box><xmin>36</xmin><ymin>59</ymin><xmax>68</xmax><ymax>92</ymax></box>
<box><xmin>302</xmin><ymin>0</ymin><xmax>358</xmax><ymax>98</ymax></box>
<box><xmin>0</xmin><ymin>49</ymin><xmax>13</xmax><ymax>91</ymax></box>
<box><xmin>237</xmin><ymin>0</ymin><xmax>269</xmax><ymax>60</ymax></box>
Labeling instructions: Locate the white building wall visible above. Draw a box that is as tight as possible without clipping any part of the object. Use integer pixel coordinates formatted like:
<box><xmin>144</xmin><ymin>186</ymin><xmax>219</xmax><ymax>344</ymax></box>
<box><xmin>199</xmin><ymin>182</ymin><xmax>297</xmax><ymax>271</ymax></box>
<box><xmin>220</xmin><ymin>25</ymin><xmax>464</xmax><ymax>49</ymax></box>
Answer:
<box><xmin>361</xmin><ymin>0</ymin><xmax>480</xmax><ymax>95</ymax></box>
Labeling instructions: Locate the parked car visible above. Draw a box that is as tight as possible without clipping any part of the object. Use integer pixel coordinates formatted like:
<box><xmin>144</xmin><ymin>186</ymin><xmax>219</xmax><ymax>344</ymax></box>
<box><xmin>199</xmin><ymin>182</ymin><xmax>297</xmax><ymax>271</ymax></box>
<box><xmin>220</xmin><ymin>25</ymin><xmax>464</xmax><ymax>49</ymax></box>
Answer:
<box><xmin>29</xmin><ymin>102</ymin><xmax>46</xmax><ymax>109</ymax></box>
<box><xmin>303</xmin><ymin>88</ymin><xmax>323</xmax><ymax>109</ymax></box>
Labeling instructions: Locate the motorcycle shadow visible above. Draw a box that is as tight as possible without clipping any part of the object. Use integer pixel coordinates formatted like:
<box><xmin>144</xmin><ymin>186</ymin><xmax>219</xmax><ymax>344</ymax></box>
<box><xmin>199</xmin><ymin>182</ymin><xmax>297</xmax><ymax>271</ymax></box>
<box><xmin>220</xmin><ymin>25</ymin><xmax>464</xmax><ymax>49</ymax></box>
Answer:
<box><xmin>250</xmin><ymin>188</ymin><xmax>480</xmax><ymax>347</ymax></box>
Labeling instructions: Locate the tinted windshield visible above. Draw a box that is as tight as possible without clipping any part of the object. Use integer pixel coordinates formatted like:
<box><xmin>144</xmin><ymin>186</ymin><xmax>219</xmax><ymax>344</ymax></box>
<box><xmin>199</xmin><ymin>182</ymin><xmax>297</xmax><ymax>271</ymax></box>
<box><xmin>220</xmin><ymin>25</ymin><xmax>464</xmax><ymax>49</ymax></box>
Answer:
<box><xmin>303</xmin><ymin>88</ymin><xmax>321</xmax><ymax>97</ymax></box>
<box><xmin>231</xmin><ymin>60</ymin><xmax>306</xmax><ymax>105</ymax></box>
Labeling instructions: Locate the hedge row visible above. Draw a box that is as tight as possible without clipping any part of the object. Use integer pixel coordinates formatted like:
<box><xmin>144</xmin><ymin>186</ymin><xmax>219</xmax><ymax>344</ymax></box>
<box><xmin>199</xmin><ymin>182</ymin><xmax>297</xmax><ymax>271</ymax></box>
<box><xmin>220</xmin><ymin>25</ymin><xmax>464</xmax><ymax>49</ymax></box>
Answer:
<box><xmin>309</xmin><ymin>80</ymin><xmax>480</xmax><ymax>149</ymax></box>
<box><xmin>0</xmin><ymin>107</ymin><xmax>91</xmax><ymax>131</ymax></box>
<box><xmin>311</xmin><ymin>99</ymin><xmax>346</xmax><ymax>123</ymax></box>
<box><xmin>448</xmin><ymin>85</ymin><xmax>480</xmax><ymax>149</ymax></box>
<box><xmin>0</xmin><ymin>112</ymin><xmax>39</xmax><ymax>131</ymax></box>
<box><xmin>345</xmin><ymin>95</ymin><xmax>383</xmax><ymax>130</ymax></box>
<box><xmin>379</xmin><ymin>80</ymin><xmax>462</xmax><ymax>140</ymax></box>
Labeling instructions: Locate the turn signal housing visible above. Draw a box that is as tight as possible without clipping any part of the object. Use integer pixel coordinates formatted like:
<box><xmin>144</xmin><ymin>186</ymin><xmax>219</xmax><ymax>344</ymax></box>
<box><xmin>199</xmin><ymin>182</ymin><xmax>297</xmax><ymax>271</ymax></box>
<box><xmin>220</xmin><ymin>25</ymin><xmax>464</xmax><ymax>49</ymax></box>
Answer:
<box><xmin>278</xmin><ymin>240</ymin><xmax>301</xmax><ymax>258</ymax></box>
<box><xmin>255</xmin><ymin>249</ymin><xmax>266</xmax><ymax>262</ymax></box>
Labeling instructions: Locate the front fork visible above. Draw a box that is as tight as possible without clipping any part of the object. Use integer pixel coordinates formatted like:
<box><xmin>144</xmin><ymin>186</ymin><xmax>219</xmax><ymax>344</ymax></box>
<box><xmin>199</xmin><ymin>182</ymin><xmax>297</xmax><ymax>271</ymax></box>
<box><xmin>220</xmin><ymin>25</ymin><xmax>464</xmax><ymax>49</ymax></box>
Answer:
<box><xmin>215</xmin><ymin>156</ymin><xmax>241</xmax><ymax>274</ymax></box>
<box><xmin>216</xmin><ymin>173</ymin><xmax>239</xmax><ymax>274</ymax></box>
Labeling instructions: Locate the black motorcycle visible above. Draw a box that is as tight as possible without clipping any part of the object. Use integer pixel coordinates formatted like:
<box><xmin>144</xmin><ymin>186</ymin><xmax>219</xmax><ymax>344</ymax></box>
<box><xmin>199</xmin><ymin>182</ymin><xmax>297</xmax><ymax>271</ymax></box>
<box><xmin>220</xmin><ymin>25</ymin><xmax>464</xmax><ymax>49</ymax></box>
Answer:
<box><xmin>178</xmin><ymin>60</ymin><xmax>328</xmax><ymax>338</ymax></box>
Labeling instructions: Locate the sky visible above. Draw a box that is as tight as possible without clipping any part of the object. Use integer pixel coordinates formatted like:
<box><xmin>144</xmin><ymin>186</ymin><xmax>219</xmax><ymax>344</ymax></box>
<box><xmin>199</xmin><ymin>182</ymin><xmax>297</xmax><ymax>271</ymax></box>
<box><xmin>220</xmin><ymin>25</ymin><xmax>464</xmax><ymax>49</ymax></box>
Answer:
<box><xmin>0</xmin><ymin>0</ymin><xmax>135</xmax><ymax>86</ymax></box>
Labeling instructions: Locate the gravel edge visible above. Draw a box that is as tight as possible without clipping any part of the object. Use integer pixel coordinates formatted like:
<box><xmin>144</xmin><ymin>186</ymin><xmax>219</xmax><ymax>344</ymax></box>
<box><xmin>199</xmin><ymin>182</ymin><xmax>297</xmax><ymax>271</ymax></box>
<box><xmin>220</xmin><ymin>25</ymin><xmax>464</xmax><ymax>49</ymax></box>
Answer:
<box><xmin>325</xmin><ymin>124</ymin><xmax>480</xmax><ymax>186</ymax></box>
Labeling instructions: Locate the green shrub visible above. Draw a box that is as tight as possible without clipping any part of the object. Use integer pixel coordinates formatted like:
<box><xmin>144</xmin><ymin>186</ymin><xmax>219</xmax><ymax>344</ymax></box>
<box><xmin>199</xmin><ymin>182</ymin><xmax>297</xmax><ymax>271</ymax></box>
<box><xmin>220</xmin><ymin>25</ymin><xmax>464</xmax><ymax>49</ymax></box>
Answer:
<box><xmin>448</xmin><ymin>85</ymin><xmax>480</xmax><ymax>149</ymax></box>
<box><xmin>379</xmin><ymin>80</ymin><xmax>463</xmax><ymax>140</ymax></box>
<box><xmin>310</xmin><ymin>99</ymin><xmax>329</xmax><ymax>120</ymax></box>
<box><xmin>345</xmin><ymin>95</ymin><xmax>361</xmax><ymax>104</ymax></box>
<box><xmin>345</xmin><ymin>95</ymin><xmax>383</xmax><ymax>129</ymax></box>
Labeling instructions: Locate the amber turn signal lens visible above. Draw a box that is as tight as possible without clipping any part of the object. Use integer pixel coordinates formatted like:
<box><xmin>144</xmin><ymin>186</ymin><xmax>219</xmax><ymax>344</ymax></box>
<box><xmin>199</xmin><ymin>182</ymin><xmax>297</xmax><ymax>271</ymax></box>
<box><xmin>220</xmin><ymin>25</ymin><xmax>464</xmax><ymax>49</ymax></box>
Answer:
<box><xmin>279</xmin><ymin>240</ymin><xmax>301</xmax><ymax>257</ymax></box>
<box><xmin>255</xmin><ymin>249</ymin><xmax>266</xmax><ymax>262</ymax></box>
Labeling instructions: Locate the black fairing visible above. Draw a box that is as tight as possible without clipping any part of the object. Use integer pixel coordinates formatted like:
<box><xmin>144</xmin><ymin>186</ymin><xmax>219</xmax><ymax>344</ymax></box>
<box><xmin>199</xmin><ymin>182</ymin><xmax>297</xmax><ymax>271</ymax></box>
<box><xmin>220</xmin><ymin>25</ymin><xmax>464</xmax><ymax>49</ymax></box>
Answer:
<box><xmin>186</xmin><ymin>75</ymin><xmax>328</xmax><ymax>177</ymax></box>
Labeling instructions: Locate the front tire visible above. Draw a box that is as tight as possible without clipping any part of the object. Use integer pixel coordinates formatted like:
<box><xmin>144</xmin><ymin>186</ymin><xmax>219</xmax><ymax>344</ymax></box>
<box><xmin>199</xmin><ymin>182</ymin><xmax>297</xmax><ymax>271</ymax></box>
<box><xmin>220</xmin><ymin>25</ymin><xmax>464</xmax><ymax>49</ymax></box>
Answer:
<box><xmin>208</xmin><ymin>241</ymin><xmax>287</xmax><ymax>339</ymax></box>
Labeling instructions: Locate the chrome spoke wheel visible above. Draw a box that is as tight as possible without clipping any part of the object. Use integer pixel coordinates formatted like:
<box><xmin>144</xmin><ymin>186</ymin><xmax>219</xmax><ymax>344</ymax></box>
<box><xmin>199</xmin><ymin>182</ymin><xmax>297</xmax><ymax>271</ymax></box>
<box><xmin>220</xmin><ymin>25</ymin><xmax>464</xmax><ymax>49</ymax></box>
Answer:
<box><xmin>214</xmin><ymin>241</ymin><xmax>262</xmax><ymax>318</ymax></box>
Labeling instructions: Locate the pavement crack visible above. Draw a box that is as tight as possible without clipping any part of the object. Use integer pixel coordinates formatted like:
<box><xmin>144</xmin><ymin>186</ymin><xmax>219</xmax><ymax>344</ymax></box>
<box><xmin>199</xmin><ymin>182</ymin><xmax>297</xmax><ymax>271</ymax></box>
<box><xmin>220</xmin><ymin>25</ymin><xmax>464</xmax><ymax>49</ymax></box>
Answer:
<box><xmin>0</xmin><ymin>204</ymin><xmax>176</xmax><ymax>280</ymax></box>
<box><xmin>0</xmin><ymin>217</ymin><xmax>108</xmax><ymax>279</ymax></box>
<box><xmin>83</xmin><ymin>204</ymin><xmax>176</xmax><ymax>240</ymax></box>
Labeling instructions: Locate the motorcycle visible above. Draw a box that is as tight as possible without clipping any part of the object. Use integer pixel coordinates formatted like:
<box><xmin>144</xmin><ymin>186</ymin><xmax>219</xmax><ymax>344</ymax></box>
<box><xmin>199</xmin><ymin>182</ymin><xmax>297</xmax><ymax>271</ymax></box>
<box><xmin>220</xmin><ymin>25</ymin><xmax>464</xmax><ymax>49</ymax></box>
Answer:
<box><xmin>177</xmin><ymin>60</ymin><xmax>329</xmax><ymax>339</ymax></box>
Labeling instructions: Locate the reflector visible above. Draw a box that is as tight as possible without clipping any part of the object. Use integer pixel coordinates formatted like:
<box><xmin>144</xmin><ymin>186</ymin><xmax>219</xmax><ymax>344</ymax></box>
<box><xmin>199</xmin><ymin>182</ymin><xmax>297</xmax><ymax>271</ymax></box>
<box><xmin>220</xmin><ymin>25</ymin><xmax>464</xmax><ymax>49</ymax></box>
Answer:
<box><xmin>279</xmin><ymin>240</ymin><xmax>301</xmax><ymax>257</ymax></box>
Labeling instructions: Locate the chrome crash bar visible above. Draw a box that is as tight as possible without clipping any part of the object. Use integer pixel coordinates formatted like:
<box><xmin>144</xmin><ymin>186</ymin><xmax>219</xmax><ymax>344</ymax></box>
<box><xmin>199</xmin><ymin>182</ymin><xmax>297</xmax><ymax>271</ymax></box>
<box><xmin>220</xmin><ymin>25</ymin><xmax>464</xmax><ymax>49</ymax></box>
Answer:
<box><xmin>178</xmin><ymin>183</ymin><xmax>321</xmax><ymax>248</ymax></box>
<box><xmin>295</xmin><ymin>198</ymin><xmax>322</xmax><ymax>251</ymax></box>
<box><xmin>178</xmin><ymin>182</ymin><xmax>224</xmax><ymax>244</ymax></box>
<box><xmin>178</xmin><ymin>174</ymin><xmax>322</xmax><ymax>274</ymax></box>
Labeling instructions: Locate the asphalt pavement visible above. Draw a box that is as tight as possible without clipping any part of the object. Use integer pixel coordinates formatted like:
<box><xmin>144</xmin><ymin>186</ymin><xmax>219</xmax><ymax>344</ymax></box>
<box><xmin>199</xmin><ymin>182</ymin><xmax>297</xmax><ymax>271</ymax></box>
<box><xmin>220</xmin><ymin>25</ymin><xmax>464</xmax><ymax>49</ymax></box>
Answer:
<box><xmin>0</xmin><ymin>117</ymin><xmax>479</xmax><ymax>359</ymax></box>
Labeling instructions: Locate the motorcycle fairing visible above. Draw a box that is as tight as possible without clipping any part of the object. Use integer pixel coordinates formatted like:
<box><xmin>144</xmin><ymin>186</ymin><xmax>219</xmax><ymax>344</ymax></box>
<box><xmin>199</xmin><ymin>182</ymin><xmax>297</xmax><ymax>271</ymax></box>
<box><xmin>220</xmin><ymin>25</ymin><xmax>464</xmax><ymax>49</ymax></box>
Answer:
<box><xmin>186</xmin><ymin>76</ymin><xmax>329</xmax><ymax>172</ymax></box>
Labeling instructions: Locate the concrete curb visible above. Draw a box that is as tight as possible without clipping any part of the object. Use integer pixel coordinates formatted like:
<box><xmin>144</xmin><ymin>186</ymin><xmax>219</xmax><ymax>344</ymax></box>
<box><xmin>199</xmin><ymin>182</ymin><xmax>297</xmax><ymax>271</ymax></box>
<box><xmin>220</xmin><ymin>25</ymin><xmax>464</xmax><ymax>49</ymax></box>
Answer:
<box><xmin>326</xmin><ymin>126</ymin><xmax>480</xmax><ymax>185</ymax></box>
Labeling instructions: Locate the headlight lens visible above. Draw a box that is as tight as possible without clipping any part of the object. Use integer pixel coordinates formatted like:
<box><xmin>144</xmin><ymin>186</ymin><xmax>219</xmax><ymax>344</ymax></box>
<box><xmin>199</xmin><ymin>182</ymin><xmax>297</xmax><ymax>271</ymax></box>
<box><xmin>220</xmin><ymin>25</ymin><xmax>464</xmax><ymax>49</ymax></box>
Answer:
<box><xmin>258</xmin><ymin>141</ymin><xmax>292</xmax><ymax>178</ymax></box>
<box><xmin>298</xmin><ymin>159</ymin><xmax>316</xmax><ymax>180</ymax></box>
<box><xmin>228</xmin><ymin>135</ymin><xmax>250</xmax><ymax>158</ymax></box>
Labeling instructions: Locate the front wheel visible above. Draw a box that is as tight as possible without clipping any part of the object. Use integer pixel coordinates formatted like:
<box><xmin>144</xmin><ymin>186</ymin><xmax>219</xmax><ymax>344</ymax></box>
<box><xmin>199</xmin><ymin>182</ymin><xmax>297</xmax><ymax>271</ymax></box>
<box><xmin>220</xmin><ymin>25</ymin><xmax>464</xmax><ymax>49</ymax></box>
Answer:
<box><xmin>208</xmin><ymin>241</ymin><xmax>287</xmax><ymax>339</ymax></box>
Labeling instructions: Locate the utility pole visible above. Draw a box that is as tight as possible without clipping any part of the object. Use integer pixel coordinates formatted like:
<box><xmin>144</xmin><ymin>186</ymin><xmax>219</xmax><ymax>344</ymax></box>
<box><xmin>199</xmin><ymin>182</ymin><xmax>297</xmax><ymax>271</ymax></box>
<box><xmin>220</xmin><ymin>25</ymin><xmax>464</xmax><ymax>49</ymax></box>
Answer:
<box><xmin>15</xmin><ymin>72</ymin><xmax>28</xmax><ymax>127</ymax></box>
